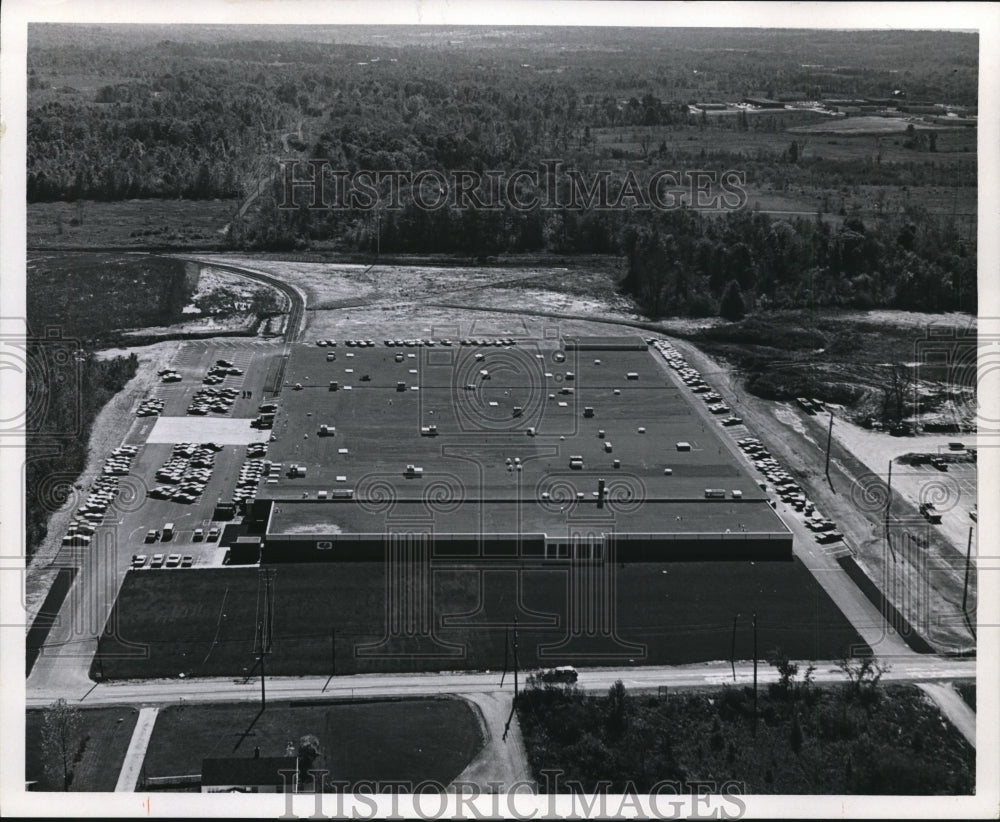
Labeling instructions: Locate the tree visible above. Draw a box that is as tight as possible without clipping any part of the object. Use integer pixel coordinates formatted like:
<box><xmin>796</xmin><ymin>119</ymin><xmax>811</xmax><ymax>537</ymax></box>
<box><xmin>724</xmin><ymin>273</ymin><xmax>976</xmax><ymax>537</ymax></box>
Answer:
<box><xmin>836</xmin><ymin>654</ymin><xmax>890</xmax><ymax>715</ymax></box>
<box><xmin>719</xmin><ymin>280</ymin><xmax>746</xmax><ymax>321</ymax></box>
<box><xmin>767</xmin><ymin>648</ymin><xmax>799</xmax><ymax>698</ymax></box>
<box><xmin>789</xmin><ymin>712</ymin><xmax>803</xmax><ymax>754</ymax></box>
<box><xmin>42</xmin><ymin>698</ymin><xmax>82</xmax><ymax>790</ymax></box>
<box><xmin>298</xmin><ymin>733</ymin><xmax>322</xmax><ymax>786</ymax></box>
<box><xmin>881</xmin><ymin>363</ymin><xmax>913</xmax><ymax>424</ymax></box>
<box><xmin>605</xmin><ymin>679</ymin><xmax>629</xmax><ymax>740</ymax></box>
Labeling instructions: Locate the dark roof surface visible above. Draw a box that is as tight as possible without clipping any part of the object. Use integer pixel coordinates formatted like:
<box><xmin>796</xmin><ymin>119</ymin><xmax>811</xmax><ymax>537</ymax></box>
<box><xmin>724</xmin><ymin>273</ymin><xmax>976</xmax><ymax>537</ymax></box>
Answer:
<box><xmin>201</xmin><ymin>756</ymin><xmax>298</xmax><ymax>787</ymax></box>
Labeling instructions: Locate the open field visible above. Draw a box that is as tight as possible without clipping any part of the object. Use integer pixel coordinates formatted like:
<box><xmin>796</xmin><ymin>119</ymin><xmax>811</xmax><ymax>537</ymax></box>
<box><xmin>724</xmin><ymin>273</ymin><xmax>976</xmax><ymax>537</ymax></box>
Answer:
<box><xmin>94</xmin><ymin>558</ymin><xmax>864</xmax><ymax>680</ymax></box>
<box><xmin>141</xmin><ymin>697</ymin><xmax>484</xmax><ymax>788</ymax></box>
<box><xmin>686</xmin><ymin>310</ymin><xmax>977</xmax><ymax>427</ymax></box>
<box><xmin>27</xmin><ymin>252</ymin><xmax>194</xmax><ymax>343</ymax></box>
<box><xmin>788</xmin><ymin>116</ymin><xmax>968</xmax><ymax>135</ymax></box>
<box><xmin>593</xmin><ymin>122</ymin><xmax>976</xmax><ymax>162</ymax></box>
<box><xmin>28</xmin><ymin>199</ymin><xmax>238</xmax><ymax>249</ymax></box>
<box><xmin>25</xmin><ymin>706</ymin><xmax>139</xmax><ymax>791</ymax></box>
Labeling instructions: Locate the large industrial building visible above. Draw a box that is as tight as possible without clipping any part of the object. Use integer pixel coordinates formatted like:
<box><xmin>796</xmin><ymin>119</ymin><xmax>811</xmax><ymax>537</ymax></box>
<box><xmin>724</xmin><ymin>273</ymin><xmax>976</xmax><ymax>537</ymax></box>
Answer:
<box><xmin>234</xmin><ymin>335</ymin><xmax>792</xmax><ymax>564</ymax></box>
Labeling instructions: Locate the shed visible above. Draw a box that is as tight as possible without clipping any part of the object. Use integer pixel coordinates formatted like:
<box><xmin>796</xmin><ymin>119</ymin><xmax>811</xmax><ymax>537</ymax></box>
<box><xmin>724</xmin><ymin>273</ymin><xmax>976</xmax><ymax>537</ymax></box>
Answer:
<box><xmin>201</xmin><ymin>756</ymin><xmax>298</xmax><ymax>793</ymax></box>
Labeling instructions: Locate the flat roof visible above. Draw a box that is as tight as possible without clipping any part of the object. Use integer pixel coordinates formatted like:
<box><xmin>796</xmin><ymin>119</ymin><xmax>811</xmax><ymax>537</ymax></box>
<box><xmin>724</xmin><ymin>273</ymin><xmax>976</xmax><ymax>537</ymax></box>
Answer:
<box><xmin>202</xmin><ymin>756</ymin><xmax>297</xmax><ymax>787</ymax></box>
<box><xmin>261</xmin><ymin>339</ymin><xmax>789</xmax><ymax>539</ymax></box>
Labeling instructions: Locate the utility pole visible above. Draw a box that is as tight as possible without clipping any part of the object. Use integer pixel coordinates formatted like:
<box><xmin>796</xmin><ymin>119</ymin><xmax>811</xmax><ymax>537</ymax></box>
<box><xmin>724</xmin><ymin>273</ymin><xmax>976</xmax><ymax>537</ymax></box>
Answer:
<box><xmin>500</xmin><ymin>625</ymin><xmax>510</xmax><ymax>688</ymax></box>
<box><xmin>962</xmin><ymin>526</ymin><xmax>974</xmax><ymax>634</ymax></box>
<box><xmin>730</xmin><ymin>615</ymin><xmax>738</xmax><ymax>682</ymax></box>
<box><xmin>257</xmin><ymin>569</ymin><xmax>273</xmax><ymax>711</ymax></box>
<box><xmin>331</xmin><ymin>627</ymin><xmax>336</xmax><ymax>677</ymax></box>
<box><xmin>885</xmin><ymin>460</ymin><xmax>893</xmax><ymax>538</ymax></box>
<box><xmin>502</xmin><ymin>616</ymin><xmax>521</xmax><ymax>743</ymax></box>
<box><xmin>824</xmin><ymin>412</ymin><xmax>834</xmax><ymax>484</ymax></box>
<box><xmin>752</xmin><ymin>612</ymin><xmax>758</xmax><ymax>738</ymax></box>
<box><xmin>513</xmin><ymin>615</ymin><xmax>519</xmax><ymax>698</ymax></box>
<box><xmin>258</xmin><ymin>620</ymin><xmax>266</xmax><ymax>710</ymax></box>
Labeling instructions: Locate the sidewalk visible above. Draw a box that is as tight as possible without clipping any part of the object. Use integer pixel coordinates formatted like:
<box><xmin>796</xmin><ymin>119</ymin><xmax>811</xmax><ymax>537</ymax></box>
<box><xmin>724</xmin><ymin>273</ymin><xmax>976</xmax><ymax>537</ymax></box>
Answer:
<box><xmin>114</xmin><ymin>706</ymin><xmax>159</xmax><ymax>792</ymax></box>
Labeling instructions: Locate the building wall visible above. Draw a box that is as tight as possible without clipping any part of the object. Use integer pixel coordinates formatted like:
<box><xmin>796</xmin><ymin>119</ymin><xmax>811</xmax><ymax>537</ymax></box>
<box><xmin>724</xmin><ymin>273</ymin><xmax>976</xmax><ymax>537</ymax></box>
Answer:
<box><xmin>261</xmin><ymin>531</ymin><xmax>793</xmax><ymax>564</ymax></box>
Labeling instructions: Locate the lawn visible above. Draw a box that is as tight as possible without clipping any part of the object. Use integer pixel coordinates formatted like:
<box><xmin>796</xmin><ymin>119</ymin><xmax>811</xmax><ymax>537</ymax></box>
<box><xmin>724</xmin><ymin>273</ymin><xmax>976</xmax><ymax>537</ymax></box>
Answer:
<box><xmin>94</xmin><ymin>559</ymin><xmax>865</xmax><ymax>680</ymax></box>
<box><xmin>141</xmin><ymin>697</ymin><xmax>484</xmax><ymax>789</ymax></box>
<box><xmin>516</xmin><ymin>679</ymin><xmax>975</xmax><ymax>794</ymax></box>
<box><xmin>25</xmin><ymin>706</ymin><xmax>139</xmax><ymax>792</ymax></box>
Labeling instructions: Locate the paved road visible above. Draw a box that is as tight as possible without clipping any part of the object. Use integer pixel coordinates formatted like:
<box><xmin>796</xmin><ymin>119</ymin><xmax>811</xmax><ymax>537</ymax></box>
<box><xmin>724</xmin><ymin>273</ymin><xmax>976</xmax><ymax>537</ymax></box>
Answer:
<box><xmin>171</xmin><ymin>255</ymin><xmax>308</xmax><ymax>343</ymax></box>
<box><xmin>27</xmin><ymin>657</ymin><xmax>976</xmax><ymax>710</ymax></box>
<box><xmin>917</xmin><ymin>682</ymin><xmax>976</xmax><ymax>747</ymax></box>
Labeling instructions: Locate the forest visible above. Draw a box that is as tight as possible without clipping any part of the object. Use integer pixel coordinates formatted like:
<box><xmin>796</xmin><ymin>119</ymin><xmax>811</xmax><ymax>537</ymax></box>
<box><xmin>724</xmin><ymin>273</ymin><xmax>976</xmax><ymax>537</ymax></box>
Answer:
<box><xmin>27</xmin><ymin>25</ymin><xmax>978</xmax><ymax>319</ymax></box>
<box><xmin>516</xmin><ymin>665</ymin><xmax>974</xmax><ymax>795</ymax></box>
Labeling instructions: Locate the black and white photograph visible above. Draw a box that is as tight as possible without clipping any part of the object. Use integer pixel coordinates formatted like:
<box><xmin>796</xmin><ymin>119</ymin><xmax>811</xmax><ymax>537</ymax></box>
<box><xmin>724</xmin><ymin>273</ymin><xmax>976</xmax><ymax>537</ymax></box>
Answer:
<box><xmin>1</xmin><ymin>1</ymin><xmax>997</xmax><ymax>818</ymax></box>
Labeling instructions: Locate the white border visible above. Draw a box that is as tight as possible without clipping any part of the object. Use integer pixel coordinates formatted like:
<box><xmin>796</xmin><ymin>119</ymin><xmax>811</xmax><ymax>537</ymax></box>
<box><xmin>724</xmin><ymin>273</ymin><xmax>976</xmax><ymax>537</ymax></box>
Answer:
<box><xmin>2</xmin><ymin>1</ymin><xmax>998</xmax><ymax>819</ymax></box>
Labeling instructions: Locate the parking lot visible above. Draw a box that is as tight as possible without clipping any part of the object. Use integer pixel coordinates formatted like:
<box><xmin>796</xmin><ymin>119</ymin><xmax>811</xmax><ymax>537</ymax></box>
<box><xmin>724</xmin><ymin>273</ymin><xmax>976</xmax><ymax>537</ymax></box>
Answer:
<box><xmin>70</xmin><ymin>341</ymin><xmax>285</xmax><ymax>583</ymax></box>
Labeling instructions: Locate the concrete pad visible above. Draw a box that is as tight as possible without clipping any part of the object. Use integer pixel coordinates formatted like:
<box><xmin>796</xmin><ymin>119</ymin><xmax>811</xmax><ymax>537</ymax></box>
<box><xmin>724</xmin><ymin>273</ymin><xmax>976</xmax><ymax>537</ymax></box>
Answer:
<box><xmin>146</xmin><ymin>416</ymin><xmax>262</xmax><ymax>444</ymax></box>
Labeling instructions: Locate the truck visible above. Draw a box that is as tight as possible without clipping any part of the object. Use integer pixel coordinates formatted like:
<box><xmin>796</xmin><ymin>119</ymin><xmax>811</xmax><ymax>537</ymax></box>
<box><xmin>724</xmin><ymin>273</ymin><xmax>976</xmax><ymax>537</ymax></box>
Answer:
<box><xmin>162</xmin><ymin>522</ymin><xmax>175</xmax><ymax>540</ymax></box>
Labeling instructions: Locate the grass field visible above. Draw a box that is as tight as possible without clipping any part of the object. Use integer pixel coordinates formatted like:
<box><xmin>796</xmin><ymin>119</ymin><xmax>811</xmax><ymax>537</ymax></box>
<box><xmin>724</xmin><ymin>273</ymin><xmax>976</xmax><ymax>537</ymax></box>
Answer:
<box><xmin>25</xmin><ymin>706</ymin><xmax>139</xmax><ymax>792</ymax></box>
<box><xmin>94</xmin><ymin>559</ymin><xmax>864</xmax><ymax>680</ymax></box>
<box><xmin>141</xmin><ymin>697</ymin><xmax>483</xmax><ymax>789</ymax></box>
<box><xmin>27</xmin><ymin>252</ymin><xmax>194</xmax><ymax>343</ymax></box>
<box><xmin>28</xmin><ymin>199</ymin><xmax>238</xmax><ymax>249</ymax></box>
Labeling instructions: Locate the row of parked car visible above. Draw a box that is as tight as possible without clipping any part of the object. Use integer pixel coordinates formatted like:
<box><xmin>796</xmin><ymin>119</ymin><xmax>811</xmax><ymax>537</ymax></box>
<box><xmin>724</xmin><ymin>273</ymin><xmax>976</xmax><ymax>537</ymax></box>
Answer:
<box><xmin>132</xmin><ymin>552</ymin><xmax>193</xmax><ymax>569</ymax></box>
<box><xmin>736</xmin><ymin>436</ymin><xmax>844</xmax><ymax>545</ymax></box>
<box><xmin>204</xmin><ymin>359</ymin><xmax>243</xmax><ymax>385</ymax></box>
<box><xmin>103</xmin><ymin>444</ymin><xmax>138</xmax><ymax>476</ymax></box>
<box><xmin>233</xmin><ymin>441</ymin><xmax>269</xmax><ymax>508</ymax></box>
<box><xmin>187</xmin><ymin>386</ymin><xmax>239</xmax><ymax>415</ymax></box>
<box><xmin>62</xmin><ymin>446</ymin><xmax>139</xmax><ymax>547</ymax></box>
<box><xmin>652</xmin><ymin>341</ymin><xmax>743</xmax><ymax>426</ymax></box>
<box><xmin>136</xmin><ymin>397</ymin><xmax>165</xmax><ymax>417</ymax></box>
<box><xmin>149</xmin><ymin>442</ymin><xmax>222</xmax><ymax>503</ymax></box>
